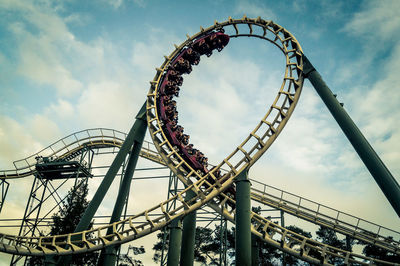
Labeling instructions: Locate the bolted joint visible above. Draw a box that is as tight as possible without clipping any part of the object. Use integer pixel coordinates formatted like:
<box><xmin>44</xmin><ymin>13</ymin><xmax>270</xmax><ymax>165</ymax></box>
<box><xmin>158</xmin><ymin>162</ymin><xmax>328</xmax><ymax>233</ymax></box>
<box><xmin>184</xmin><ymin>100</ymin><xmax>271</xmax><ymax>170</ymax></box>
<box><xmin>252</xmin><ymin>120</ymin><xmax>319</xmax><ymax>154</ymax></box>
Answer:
<box><xmin>168</xmin><ymin>218</ymin><xmax>182</xmax><ymax>229</ymax></box>
<box><xmin>234</xmin><ymin>169</ymin><xmax>250</xmax><ymax>183</ymax></box>
<box><xmin>135</xmin><ymin>102</ymin><xmax>147</xmax><ymax>121</ymax></box>
<box><xmin>302</xmin><ymin>54</ymin><xmax>316</xmax><ymax>78</ymax></box>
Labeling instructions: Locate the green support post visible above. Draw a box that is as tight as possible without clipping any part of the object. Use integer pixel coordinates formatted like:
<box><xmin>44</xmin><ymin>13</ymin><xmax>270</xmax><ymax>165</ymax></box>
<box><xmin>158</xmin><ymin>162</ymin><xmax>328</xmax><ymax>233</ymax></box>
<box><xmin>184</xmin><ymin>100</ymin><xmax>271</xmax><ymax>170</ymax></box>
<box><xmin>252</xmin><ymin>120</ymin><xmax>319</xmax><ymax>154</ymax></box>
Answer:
<box><xmin>180</xmin><ymin>189</ymin><xmax>197</xmax><ymax>266</ymax></box>
<box><xmin>58</xmin><ymin>102</ymin><xmax>147</xmax><ymax>266</ymax></box>
<box><xmin>303</xmin><ymin>55</ymin><xmax>400</xmax><ymax>217</ymax></box>
<box><xmin>234</xmin><ymin>169</ymin><xmax>252</xmax><ymax>266</ymax></box>
<box><xmin>167</xmin><ymin>218</ymin><xmax>183</xmax><ymax>266</ymax></box>
<box><xmin>281</xmin><ymin>210</ymin><xmax>286</xmax><ymax>265</ymax></box>
<box><xmin>251</xmin><ymin>234</ymin><xmax>260</xmax><ymax>266</ymax></box>
<box><xmin>98</xmin><ymin>114</ymin><xmax>147</xmax><ymax>265</ymax></box>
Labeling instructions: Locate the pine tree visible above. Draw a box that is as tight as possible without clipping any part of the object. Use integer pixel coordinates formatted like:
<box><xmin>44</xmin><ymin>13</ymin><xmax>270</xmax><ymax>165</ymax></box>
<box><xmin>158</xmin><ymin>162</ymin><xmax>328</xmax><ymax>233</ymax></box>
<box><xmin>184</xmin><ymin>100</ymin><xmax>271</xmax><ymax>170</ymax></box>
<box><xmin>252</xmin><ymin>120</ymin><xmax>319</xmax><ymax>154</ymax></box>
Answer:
<box><xmin>27</xmin><ymin>180</ymin><xmax>98</xmax><ymax>265</ymax></box>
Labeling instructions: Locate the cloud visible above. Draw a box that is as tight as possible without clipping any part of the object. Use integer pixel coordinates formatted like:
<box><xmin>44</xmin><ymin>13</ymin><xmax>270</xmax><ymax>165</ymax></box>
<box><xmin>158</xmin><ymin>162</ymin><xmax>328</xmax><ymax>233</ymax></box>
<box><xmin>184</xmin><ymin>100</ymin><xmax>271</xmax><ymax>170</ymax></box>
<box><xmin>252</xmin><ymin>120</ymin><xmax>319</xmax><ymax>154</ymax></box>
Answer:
<box><xmin>176</xmin><ymin>49</ymin><xmax>282</xmax><ymax>164</ymax></box>
<box><xmin>0</xmin><ymin>115</ymin><xmax>43</xmax><ymax>169</ymax></box>
<box><xmin>344</xmin><ymin>0</ymin><xmax>400</xmax><ymax>43</ymax></box>
<box><xmin>76</xmin><ymin>81</ymin><xmax>140</xmax><ymax>130</ymax></box>
<box><xmin>1</xmin><ymin>1</ymin><xmax>112</xmax><ymax>98</ymax></box>
<box><xmin>342</xmin><ymin>1</ymin><xmax>400</xmax><ymax>178</ymax></box>
<box><xmin>27</xmin><ymin>114</ymin><xmax>62</xmax><ymax>144</ymax></box>
<box><xmin>104</xmin><ymin>0</ymin><xmax>146</xmax><ymax>9</ymax></box>
<box><xmin>45</xmin><ymin>99</ymin><xmax>75</xmax><ymax>119</ymax></box>
<box><xmin>3</xmin><ymin>4</ymin><xmax>83</xmax><ymax>97</ymax></box>
<box><xmin>131</xmin><ymin>28</ymin><xmax>181</xmax><ymax>79</ymax></box>
<box><xmin>234</xmin><ymin>0</ymin><xmax>276</xmax><ymax>20</ymax></box>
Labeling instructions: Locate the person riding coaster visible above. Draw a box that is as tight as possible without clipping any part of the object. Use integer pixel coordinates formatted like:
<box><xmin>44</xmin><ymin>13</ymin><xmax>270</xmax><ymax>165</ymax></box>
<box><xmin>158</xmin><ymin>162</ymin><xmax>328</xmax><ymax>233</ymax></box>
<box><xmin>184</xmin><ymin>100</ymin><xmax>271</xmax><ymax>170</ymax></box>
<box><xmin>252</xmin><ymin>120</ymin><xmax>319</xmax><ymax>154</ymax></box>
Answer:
<box><xmin>182</xmin><ymin>48</ymin><xmax>200</xmax><ymax>65</ymax></box>
<box><xmin>167</xmin><ymin>70</ymin><xmax>183</xmax><ymax>86</ymax></box>
<box><xmin>156</xmin><ymin>31</ymin><xmax>231</xmax><ymax>179</ymax></box>
<box><xmin>191</xmin><ymin>31</ymin><xmax>230</xmax><ymax>56</ymax></box>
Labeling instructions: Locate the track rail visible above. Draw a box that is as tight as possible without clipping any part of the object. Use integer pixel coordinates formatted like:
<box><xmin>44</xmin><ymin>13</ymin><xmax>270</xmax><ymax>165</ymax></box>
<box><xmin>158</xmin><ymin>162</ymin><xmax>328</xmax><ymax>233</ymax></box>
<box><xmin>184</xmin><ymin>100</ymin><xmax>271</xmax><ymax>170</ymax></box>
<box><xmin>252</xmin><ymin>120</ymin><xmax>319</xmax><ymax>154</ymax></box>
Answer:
<box><xmin>0</xmin><ymin>128</ymin><xmax>162</xmax><ymax>179</ymax></box>
<box><xmin>0</xmin><ymin>17</ymin><xmax>397</xmax><ymax>265</ymax></box>
<box><xmin>250</xmin><ymin>181</ymin><xmax>400</xmax><ymax>255</ymax></box>
<box><xmin>2</xmin><ymin>127</ymin><xmax>398</xmax><ymax>256</ymax></box>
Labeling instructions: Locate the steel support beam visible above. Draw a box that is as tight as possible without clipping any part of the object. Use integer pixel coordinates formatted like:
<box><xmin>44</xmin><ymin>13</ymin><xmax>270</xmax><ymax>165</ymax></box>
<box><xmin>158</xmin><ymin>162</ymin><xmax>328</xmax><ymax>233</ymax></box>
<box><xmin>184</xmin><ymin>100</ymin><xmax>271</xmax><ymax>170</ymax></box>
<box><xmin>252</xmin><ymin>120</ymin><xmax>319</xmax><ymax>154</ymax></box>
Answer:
<box><xmin>180</xmin><ymin>189</ymin><xmax>197</xmax><ymax>266</ymax></box>
<box><xmin>234</xmin><ymin>169</ymin><xmax>252</xmax><ymax>266</ymax></box>
<box><xmin>251</xmin><ymin>234</ymin><xmax>259</xmax><ymax>266</ymax></box>
<box><xmin>303</xmin><ymin>55</ymin><xmax>400</xmax><ymax>217</ymax></box>
<box><xmin>98</xmin><ymin>116</ymin><xmax>147</xmax><ymax>266</ymax></box>
<box><xmin>167</xmin><ymin>218</ymin><xmax>182</xmax><ymax>266</ymax></box>
<box><xmin>59</xmin><ymin>102</ymin><xmax>147</xmax><ymax>266</ymax></box>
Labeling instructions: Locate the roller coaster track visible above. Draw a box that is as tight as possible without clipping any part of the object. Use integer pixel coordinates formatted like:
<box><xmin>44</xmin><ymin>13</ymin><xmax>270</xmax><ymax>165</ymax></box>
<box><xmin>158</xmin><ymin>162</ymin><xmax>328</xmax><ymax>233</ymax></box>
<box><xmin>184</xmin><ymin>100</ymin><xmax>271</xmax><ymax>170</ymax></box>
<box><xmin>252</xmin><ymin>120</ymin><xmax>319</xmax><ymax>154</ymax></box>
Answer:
<box><xmin>0</xmin><ymin>17</ymin><xmax>397</xmax><ymax>265</ymax></box>
<box><xmin>2</xmin><ymin>127</ymin><xmax>398</xmax><ymax>257</ymax></box>
<box><xmin>0</xmin><ymin>128</ymin><xmax>163</xmax><ymax>179</ymax></box>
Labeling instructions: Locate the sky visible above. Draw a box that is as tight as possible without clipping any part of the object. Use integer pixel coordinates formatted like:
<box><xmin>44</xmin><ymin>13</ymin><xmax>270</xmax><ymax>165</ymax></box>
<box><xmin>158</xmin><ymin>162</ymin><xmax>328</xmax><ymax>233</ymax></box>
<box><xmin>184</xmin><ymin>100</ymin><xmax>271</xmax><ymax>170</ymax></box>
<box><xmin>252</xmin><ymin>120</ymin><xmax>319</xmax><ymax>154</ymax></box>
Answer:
<box><xmin>0</xmin><ymin>0</ymin><xmax>400</xmax><ymax>264</ymax></box>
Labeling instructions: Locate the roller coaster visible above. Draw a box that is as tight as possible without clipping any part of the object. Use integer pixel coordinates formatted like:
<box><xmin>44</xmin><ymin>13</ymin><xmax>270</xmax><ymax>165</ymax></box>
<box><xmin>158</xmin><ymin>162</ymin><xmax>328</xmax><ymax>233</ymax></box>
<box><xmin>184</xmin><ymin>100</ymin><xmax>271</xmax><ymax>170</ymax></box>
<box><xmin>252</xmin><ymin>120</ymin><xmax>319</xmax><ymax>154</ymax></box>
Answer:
<box><xmin>0</xmin><ymin>16</ymin><xmax>399</xmax><ymax>265</ymax></box>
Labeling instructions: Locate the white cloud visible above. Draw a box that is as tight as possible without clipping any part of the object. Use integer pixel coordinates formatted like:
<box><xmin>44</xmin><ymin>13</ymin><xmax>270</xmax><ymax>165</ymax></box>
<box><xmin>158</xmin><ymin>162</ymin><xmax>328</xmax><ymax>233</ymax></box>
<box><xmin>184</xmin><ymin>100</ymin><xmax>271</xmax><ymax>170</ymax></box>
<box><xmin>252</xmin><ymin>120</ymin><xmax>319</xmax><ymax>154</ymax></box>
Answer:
<box><xmin>45</xmin><ymin>99</ymin><xmax>75</xmax><ymax>119</ymax></box>
<box><xmin>234</xmin><ymin>0</ymin><xmax>276</xmax><ymax>20</ymax></box>
<box><xmin>2</xmin><ymin>1</ymin><xmax>113</xmax><ymax>98</ymax></box>
<box><xmin>344</xmin><ymin>0</ymin><xmax>400</xmax><ymax>42</ymax></box>
<box><xmin>104</xmin><ymin>0</ymin><xmax>146</xmax><ymax>9</ymax></box>
<box><xmin>4</xmin><ymin>5</ymin><xmax>84</xmax><ymax>97</ymax></box>
<box><xmin>342</xmin><ymin>1</ymin><xmax>400</xmax><ymax>178</ymax></box>
<box><xmin>0</xmin><ymin>115</ymin><xmax>43</xmax><ymax>169</ymax></box>
<box><xmin>27</xmin><ymin>114</ymin><xmax>62</xmax><ymax>144</ymax></box>
<box><xmin>76</xmin><ymin>81</ymin><xmax>140</xmax><ymax>130</ymax></box>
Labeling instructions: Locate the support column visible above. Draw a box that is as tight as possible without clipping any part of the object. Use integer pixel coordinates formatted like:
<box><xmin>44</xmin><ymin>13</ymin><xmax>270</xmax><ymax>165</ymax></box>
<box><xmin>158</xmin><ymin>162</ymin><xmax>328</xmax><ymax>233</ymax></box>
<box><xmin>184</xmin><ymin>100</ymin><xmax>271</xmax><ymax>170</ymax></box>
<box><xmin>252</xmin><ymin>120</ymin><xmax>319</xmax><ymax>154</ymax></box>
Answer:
<box><xmin>251</xmin><ymin>234</ymin><xmax>259</xmax><ymax>266</ymax></box>
<box><xmin>167</xmin><ymin>218</ymin><xmax>182</xmax><ymax>266</ymax></box>
<box><xmin>98</xmin><ymin>116</ymin><xmax>147</xmax><ymax>265</ymax></box>
<box><xmin>59</xmin><ymin>102</ymin><xmax>147</xmax><ymax>266</ymax></box>
<box><xmin>281</xmin><ymin>210</ymin><xmax>286</xmax><ymax>265</ymax></box>
<box><xmin>303</xmin><ymin>55</ymin><xmax>400</xmax><ymax>217</ymax></box>
<box><xmin>180</xmin><ymin>189</ymin><xmax>197</xmax><ymax>266</ymax></box>
<box><xmin>234</xmin><ymin>169</ymin><xmax>251</xmax><ymax>266</ymax></box>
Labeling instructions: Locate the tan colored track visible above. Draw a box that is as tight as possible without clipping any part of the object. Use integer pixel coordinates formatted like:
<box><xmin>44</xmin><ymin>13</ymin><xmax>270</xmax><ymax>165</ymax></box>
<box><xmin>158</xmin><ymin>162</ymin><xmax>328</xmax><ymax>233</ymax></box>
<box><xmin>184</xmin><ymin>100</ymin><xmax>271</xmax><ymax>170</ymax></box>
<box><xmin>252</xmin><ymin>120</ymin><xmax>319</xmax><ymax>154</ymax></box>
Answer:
<box><xmin>2</xmin><ymin>127</ymin><xmax>398</xmax><ymax>257</ymax></box>
<box><xmin>250</xmin><ymin>182</ymin><xmax>400</xmax><ymax>255</ymax></box>
<box><xmin>0</xmin><ymin>128</ymin><xmax>162</xmax><ymax>179</ymax></box>
<box><xmin>0</xmin><ymin>17</ymin><xmax>397</xmax><ymax>265</ymax></box>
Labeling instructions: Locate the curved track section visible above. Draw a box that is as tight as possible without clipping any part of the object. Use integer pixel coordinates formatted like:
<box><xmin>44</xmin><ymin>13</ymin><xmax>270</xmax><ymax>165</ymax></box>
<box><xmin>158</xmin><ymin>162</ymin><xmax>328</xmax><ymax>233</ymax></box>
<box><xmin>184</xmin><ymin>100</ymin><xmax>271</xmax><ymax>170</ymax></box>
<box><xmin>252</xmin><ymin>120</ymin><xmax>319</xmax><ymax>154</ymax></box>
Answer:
<box><xmin>0</xmin><ymin>128</ymin><xmax>163</xmax><ymax>179</ymax></box>
<box><xmin>2</xmin><ymin>128</ymin><xmax>398</xmax><ymax>257</ymax></box>
<box><xmin>249</xmin><ymin>181</ymin><xmax>400</xmax><ymax>255</ymax></box>
<box><xmin>147</xmin><ymin>16</ymin><xmax>304</xmax><ymax>186</ymax></box>
<box><xmin>0</xmin><ymin>131</ymin><xmax>396</xmax><ymax>264</ymax></box>
<box><xmin>0</xmin><ymin>17</ymin><xmax>396</xmax><ymax>265</ymax></box>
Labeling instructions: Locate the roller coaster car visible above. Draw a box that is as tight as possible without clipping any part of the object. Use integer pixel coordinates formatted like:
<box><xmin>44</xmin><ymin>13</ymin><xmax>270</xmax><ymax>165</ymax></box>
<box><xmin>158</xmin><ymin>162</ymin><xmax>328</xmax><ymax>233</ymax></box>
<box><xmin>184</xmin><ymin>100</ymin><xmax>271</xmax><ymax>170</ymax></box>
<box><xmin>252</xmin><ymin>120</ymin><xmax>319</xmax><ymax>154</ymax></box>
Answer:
<box><xmin>208</xmin><ymin>32</ymin><xmax>229</xmax><ymax>52</ymax></box>
<box><xmin>192</xmin><ymin>39</ymin><xmax>212</xmax><ymax>57</ymax></box>
<box><xmin>156</xmin><ymin>31</ymin><xmax>231</xmax><ymax>183</ymax></box>
<box><xmin>192</xmin><ymin>32</ymin><xmax>230</xmax><ymax>56</ymax></box>
<box><xmin>164</xmin><ymin>122</ymin><xmax>182</xmax><ymax>148</ymax></box>
<box><xmin>173</xmin><ymin>57</ymin><xmax>192</xmax><ymax>75</ymax></box>
<box><xmin>160</xmin><ymin>79</ymin><xmax>180</xmax><ymax>97</ymax></box>
<box><xmin>158</xmin><ymin>96</ymin><xmax>172</xmax><ymax>122</ymax></box>
<box><xmin>165</xmin><ymin>105</ymin><xmax>176</xmax><ymax>118</ymax></box>
<box><xmin>167</xmin><ymin>70</ymin><xmax>183</xmax><ymax>86</ymax></box>
<box><xmin>182</xmin><ymin>48</ymin><xmax>200</xmax><ymax>65</ymax></box>
<box><xmin>179</xmin><ymin>146</ymin><xmax>205</xmax><ymax>173</ymax></box>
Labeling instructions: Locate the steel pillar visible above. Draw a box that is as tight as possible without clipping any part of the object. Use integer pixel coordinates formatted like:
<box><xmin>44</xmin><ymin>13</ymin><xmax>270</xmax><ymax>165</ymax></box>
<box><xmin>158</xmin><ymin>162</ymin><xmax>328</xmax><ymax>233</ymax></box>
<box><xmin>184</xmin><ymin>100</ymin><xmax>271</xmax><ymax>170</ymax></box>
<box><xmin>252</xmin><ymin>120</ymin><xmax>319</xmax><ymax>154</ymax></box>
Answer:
<box><xmin>251</xmin><ymin>234</ymin><xmax>259</xmax><ymax>266</ymax></box>
<box><xmin>281</xmin><ymin>209</ymin><xmax>286</xmax><ymax>265</ymax></box>
<box><xmin>219</xmin><ymin>216</ymin><xmax>228</xmax><ymax>266</ymax></box>
<box><xmin>0</xmin><ymin>179</ymin><xmax>9</xmax><ymax>213</ymax></box>
<box><xmin>303</xmin><ymin>55</ymin><xmax>400</xmax><ymax>217</ymax></box>
<box><xmin>60</xmin><ymin>102</ymin><xmax>147</xmax><ymax>265</ymax></box>
<box><xmin>234</xmin><ymin>169</ymin><xmax>252</xmax><ymax>266</ymax></box>
<box><xmin>167</xmin><ymin>218</ymin><xmax>182</xmax><ymax>266</ymax></box>
<box><xmin>159</xmin><ymin>170</ymin><xmax>179</xmax><ymax>265</ymax></box>
<box><xmin>180</xmin><ymin>189</ymin><xmax>197</xmax><ymax>266</ymax></box>
<box><xmin>98</xmin><ymin>120</ymin><xmax>147</xmax><ymax>266</ymax></box>
<box><xmin>73</xmin><ymin>102</ymin><xmax>147</xmax><ymax>233</ymax></box>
